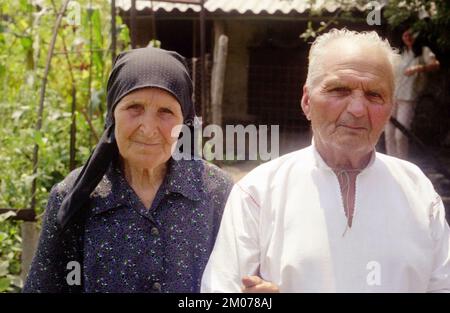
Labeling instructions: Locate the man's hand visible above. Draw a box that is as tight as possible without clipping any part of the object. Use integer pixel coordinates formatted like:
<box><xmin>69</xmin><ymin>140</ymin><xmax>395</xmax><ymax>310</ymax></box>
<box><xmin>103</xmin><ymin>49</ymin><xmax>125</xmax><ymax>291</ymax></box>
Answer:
<box><xmin>241</xmin><ymin>275</ymin><xmax>279</xmax><ymax>293</ymax></box>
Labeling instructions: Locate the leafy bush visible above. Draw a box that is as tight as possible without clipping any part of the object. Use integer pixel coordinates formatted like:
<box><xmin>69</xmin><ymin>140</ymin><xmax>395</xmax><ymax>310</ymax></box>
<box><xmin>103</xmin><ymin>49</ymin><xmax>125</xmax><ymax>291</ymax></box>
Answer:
<box><xmin>0</xmin><ymin>0</ymin><xmax>130</xmax><ymax>292</ymax></box>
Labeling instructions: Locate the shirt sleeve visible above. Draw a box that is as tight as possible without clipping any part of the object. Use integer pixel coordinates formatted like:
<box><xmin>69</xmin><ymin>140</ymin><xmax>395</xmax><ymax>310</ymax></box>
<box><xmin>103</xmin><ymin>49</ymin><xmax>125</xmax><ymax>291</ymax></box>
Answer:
<box><xmin>422</xmin><ymin>46</ymin><xmax>437</xmax><ymax>64</ymax></box>
<box><xmin>22</xmin><ymin>185</ymin><xmax>83</xmax><ymax>293</ymax></box>
<box><xmin>427</xmin><ymin>193</ymin><xmax>450</xmax><ymax>293</ymax></box>
<box><xmin>201</xmin><ymin>183</ymin><xmax>261</xmax><ymax>292</ymax></box>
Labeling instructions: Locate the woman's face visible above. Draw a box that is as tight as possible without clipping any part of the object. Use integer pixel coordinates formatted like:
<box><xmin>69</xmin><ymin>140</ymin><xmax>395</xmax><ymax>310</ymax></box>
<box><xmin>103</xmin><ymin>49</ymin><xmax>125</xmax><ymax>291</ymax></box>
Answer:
<box><xmin>402</xmin><ymin>29</ymin><xmax>415</xmax><ymax>49</ymax></box>
<box><xmin>114</xmin><ymin>88</ymin><xmax>184</xmax><ymax>170</ymax></box>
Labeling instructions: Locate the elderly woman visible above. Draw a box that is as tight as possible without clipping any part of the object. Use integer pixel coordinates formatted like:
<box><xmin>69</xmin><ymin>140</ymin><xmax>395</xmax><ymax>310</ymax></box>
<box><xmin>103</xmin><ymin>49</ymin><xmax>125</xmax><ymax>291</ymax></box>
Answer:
<box><xmin>23</xmin><ymin>47</ymin><xmax>233</xmax><ymax>293</ymax></box>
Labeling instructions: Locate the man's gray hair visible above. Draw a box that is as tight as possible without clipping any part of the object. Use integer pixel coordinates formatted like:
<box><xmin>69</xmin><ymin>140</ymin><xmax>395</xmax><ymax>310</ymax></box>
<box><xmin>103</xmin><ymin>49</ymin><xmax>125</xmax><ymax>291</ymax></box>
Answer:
<box><xmin>305</xmin><ymin>28</ymin><xmax>399</xmax><ymax>91</ymax></box>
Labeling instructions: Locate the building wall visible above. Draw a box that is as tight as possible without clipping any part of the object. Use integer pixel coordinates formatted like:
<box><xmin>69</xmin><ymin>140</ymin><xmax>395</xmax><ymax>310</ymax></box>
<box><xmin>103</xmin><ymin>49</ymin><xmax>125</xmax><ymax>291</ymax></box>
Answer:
<box><xmin>221</xmin><ymin>20</ymin><xmax>265</xmax><ymax>124</ymax></box>
<box><xmin>220</xmin><ymin>18</ymin><xmax>385</xmax><ymax>127</ymax></box>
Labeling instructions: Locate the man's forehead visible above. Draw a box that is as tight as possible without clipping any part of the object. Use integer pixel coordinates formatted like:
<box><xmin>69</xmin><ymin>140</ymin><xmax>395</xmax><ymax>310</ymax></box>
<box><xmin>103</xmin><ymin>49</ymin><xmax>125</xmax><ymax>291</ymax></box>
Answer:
<box><xmin>321</xmin><ymin>74</ymin><xmax>390</xmax><ymax>94</ymax></box>
<box><xmin>319</xmin><ymin>40</ymin><xmax>393</xmax><ymax>83</ymax></box>
<box><xmin>322</xmin><ymin>39</ymin><xmax>390</xmax><ymax>68</ymax></box>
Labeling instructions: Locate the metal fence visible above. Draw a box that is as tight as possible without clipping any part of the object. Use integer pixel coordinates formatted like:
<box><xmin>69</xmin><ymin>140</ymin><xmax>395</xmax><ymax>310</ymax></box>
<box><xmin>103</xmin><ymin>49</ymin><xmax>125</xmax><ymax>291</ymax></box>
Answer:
<box><xmin>247</xmin><ymin>63</ymin><xmax>311</xmax><ymax>154</ymax></box>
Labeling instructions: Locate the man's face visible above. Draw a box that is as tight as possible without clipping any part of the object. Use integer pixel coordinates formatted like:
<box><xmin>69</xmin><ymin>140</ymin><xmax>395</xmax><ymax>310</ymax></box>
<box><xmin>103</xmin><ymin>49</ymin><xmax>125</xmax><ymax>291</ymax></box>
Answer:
<box><xmin>301</xmin><ymin>40</ymin><xmax>394</xmax><ymax>156</ymax></box>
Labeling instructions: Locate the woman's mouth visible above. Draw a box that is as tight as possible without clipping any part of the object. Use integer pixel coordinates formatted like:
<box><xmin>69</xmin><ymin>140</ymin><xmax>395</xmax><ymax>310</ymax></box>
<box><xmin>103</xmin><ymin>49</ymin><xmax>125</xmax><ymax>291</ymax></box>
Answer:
<box><xmin>132</xmin><ymin>140</ymin><xmax>161</xmax><ymax>146</ymax></box>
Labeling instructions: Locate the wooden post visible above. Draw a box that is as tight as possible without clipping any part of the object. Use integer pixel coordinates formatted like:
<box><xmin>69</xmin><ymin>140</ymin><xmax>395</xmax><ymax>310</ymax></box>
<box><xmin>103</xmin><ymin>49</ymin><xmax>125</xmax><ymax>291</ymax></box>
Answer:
<box><xmin>111</xmin><ymin>0</ymin><xmax>117</xmax><ymax>61</ymax></box>
<box><xmin>130</xmin><ymin>0</ymin><xmax>137</xmax><ymax>48</ymax></box>
<box><xmin>199</xmin><ymin>0</ymin><xmax>207</xmax><ymax>123</ymax></box>
<box><xmin>210</xmin><ymin>21</ymin><xmax>228</xmax><ymax>127</ymax></box>
<box><xmin>69</xmin><ymin>86</ymin><xmax>77</xmax><ymax>171</ymax></box>
<box><xmin>21</xmin><ymin>222</ymin><xmax>39</xmax><ymax>283</ymax></box>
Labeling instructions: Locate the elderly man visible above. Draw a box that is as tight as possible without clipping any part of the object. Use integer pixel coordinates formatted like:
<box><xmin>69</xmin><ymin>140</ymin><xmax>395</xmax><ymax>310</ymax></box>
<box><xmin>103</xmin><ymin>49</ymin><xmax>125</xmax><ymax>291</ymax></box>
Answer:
<box><xmin>201</xmin><ymin>29</ymin><xmax>450</xmax><ymax>293</ymax></box>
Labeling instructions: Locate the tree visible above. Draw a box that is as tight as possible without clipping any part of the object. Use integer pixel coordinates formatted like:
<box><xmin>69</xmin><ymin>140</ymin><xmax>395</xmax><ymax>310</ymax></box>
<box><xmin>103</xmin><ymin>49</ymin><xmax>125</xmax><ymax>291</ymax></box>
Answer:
<box><xmin>384</xmin><ymin>0</ymin><xmax>450</xmax><ymax>53</ymax></box>
<box><xmin>297</xmin><ymin>0</ymin><xmax>450</xmax><ymax>53</ymax></box>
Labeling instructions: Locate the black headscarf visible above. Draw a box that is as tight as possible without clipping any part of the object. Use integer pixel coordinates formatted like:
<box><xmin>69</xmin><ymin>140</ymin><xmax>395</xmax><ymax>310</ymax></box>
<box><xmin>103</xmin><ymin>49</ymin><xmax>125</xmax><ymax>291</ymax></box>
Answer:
<box><xmin>56</xmin><ymin>47</ymin><xmax>195</xmax><ymax>232</ymax></box>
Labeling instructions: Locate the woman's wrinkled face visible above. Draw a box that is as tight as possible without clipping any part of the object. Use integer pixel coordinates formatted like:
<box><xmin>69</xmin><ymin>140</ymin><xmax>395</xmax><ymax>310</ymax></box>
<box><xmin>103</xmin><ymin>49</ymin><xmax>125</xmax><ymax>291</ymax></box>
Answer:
<box><xmin>114</xmin><ymin>88</ymin><xmax>183</xmax><ymax>169</ymax></box>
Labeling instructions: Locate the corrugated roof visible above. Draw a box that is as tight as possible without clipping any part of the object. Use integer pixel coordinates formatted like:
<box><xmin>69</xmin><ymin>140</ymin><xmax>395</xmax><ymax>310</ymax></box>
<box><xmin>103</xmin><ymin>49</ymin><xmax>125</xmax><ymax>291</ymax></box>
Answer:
<box><xmin>115</xmin><ymin>0</ymin><xmax>383</xmax><ymax>15</ymax></box>
<box><xmin>116</xmin><ymin>0</ymin><xmax>199</xmax><ymax>13</ymax></box>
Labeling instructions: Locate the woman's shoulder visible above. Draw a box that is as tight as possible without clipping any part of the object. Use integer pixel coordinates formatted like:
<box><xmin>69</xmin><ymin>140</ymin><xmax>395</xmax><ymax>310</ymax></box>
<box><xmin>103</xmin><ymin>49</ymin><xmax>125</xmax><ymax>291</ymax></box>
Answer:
<box><xmin>51</xmin><ymin>167</ymin><xmax>84</xmax><ymax>196</ymax></box>
<box><xmin>41</xmin><ymin>167</ymin><xmax>85</xmax><ymax>218</ymax></box>
<box><xmin>178</xmin><ymin>158</ymin><xmax>234</xmax><ymax>198</ymax></box>
<box><xmin>200</xmin><ymin>159</ymin><xmax>233</xmax><ymax>180</ymax></box>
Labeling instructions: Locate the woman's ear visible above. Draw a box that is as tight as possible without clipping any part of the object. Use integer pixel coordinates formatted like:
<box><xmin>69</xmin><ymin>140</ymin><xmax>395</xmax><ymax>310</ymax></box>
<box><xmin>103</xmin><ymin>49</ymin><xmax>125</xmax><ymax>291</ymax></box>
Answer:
<box><xmin>301</xmin><ymin>85</ymin><xmax>312</xmax><ymax>121</ymax></box>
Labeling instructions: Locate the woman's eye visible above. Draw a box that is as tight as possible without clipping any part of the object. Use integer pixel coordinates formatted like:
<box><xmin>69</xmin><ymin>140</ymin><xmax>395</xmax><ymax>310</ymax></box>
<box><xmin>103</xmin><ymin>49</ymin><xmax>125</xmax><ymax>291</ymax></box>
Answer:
<box><xmin>159</xmin><ymin>107</ymin><xmax>174</xmax><ymax>115</ymax></box>
<box><xmin>127</xmin><ymin>104</ymin><xmax>142</xmax><ymax>111</ymax></box>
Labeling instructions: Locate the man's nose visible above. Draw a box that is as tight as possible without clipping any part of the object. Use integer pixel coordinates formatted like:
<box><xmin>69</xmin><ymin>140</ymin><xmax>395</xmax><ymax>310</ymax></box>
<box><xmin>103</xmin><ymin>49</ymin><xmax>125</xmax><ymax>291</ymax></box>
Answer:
<box><xmin>346</xmin><ymin>93</ymin><xmax>367</xmax><ymax>118</ymax></box>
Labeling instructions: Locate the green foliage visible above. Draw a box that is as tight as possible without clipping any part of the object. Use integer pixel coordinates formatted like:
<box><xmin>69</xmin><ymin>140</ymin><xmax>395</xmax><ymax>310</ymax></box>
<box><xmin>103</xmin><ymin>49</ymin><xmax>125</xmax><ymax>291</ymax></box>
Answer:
<box><xmin>0</xmin><ymin>0</ymin><xmax>130</xmax><ymax>292</ymax></box>
<box><xmin>298</xmin><ymin>0</ymin><xmax>450</xmax><ymax>53</ymax></box>
<box><xmin>298</xmin><ymin>0</ymin><xmax>369</xmax><ymax>41</ymax></box>
<box><xmin>384</xmin><ymin>0</ymin><xmax>450</xmax><ymax>52</ymax></box>
<box><xmin>0</xmin><ymin>213</ymin><xmax>22</xmax><ymax>292</ymax></box>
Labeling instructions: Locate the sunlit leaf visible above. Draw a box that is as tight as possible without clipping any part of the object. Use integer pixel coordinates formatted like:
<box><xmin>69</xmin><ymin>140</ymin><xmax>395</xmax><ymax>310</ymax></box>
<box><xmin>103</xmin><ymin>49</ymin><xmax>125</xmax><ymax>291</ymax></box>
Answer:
<box><xmin>0</xmin><ymin>261</ymin><xmax>9</xmax><ymax>276</ymax></box>
<box><xmin>33</xmin><ymin>130</ymin><xmax>45</xmax><ymax>147</ymax></box>
<box><xmin>0</xmin><ymin>211</ymin><xmax>16</xmax><ymax>222</ymax></box>
<box><xmin>0</xmin><ymin>277</ymin><xmax>10</xmax><ymax>292</ymax></box>
<box><xmin>20</xmin><ymin>37</ymin><xmax>33</xmax><ymax>50</ymax></box>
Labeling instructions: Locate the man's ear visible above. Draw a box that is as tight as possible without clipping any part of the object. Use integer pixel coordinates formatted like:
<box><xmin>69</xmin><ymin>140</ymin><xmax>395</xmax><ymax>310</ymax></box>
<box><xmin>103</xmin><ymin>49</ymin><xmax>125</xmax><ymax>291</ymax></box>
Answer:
<box><xmin>301</xmin><ymin>85</ymin><xmax>311</xmax><ymax>121</ymax></box>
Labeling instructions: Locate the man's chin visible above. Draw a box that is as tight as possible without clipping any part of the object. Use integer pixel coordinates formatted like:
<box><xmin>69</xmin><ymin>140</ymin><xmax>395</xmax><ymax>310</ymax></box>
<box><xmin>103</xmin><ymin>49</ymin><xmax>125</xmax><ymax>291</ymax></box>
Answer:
<box><xmin>332</xmin><ymin>140</ymin><xmax>372</xmax><ymax>154</ymax></box>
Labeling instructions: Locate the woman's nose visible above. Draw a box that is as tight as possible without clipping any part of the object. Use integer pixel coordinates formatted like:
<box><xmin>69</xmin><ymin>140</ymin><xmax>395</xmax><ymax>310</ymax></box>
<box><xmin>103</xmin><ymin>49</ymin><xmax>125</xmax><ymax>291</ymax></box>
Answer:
<box><xmin>138</xmin><ymin>110</ymin><xmax>158</xmax><ymax>136</ymax></box>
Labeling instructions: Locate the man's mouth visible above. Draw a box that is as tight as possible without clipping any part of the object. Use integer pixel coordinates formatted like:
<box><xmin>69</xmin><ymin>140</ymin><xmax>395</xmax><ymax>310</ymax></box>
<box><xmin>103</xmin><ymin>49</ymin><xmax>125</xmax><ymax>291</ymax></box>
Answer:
<box><xmin>339</xmin><ymin>125</ymin><xmax>367</xmax><ymax>131</ymax></box>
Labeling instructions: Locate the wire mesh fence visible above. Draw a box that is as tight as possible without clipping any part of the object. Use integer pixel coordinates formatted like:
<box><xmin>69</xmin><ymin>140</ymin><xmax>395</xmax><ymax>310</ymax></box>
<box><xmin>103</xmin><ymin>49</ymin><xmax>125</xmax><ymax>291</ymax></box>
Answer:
<box><xmin>247</xmin><ymin>63</ymin><xmax>311</xmax><ymax>154</ymax></box>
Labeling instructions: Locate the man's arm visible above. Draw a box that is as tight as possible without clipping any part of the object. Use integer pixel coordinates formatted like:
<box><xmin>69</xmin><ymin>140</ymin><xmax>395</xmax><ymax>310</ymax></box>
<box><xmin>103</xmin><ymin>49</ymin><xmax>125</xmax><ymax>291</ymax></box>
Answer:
<box><xmin>201</xmin><ymin>184</ymin><xmax>262</xmax><ymax>292</ymax></box>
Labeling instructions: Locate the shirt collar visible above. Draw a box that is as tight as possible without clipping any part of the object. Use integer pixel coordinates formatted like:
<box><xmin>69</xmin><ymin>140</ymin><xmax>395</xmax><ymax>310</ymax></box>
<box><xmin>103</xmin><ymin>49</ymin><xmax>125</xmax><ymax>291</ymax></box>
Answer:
<box><xmin>89</xmin><ymin>157</ymin><xmax>205</xmax><ymax>215</ymax></box>
<box><xmin>311</xmin><ymin>137</ymin><xmax>376</xmax><ymax>173</ymax></box>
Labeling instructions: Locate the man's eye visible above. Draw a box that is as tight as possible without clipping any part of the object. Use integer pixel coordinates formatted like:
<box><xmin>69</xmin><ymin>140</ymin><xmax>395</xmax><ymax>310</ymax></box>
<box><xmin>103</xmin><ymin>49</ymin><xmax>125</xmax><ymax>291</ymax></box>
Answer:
<box><xmin>329</xmin><ymin>87</ymin><xmax>350</xmax><ymax>94</ymax></box>
<box><xmin>367</xmin><ymin>91</ymin><xmax>381</xmax><ymax>97</ymax></box>
<box><xmin>366</xmin><ymin>92</ymin><xmax>385</xmax><ymax>104</ymax></box>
